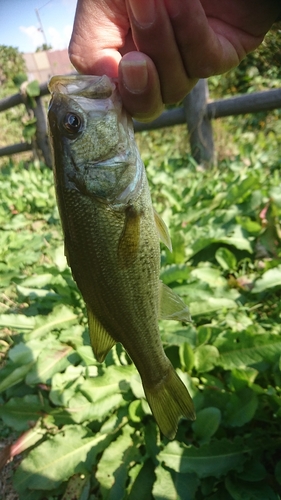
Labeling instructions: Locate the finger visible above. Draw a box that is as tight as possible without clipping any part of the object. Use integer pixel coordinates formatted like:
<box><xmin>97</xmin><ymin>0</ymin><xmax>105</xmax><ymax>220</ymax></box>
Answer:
<box><xmin>165</xmin><ymin>0</ymin><xmax>281</xmax><ymax>78</ymax></box>
<box><xmin>119</xmin><ymin>51</ymin><xmax>165</xmax><ymax>121</ymax></box>
<box><xmin>163</xmin><ymin>0</ymin><xmax>248</xmax><ymax>76</ymax></box>
<box><xmin>126</xmin><ymin>0</ymin><xmax>198</xmax><ymax>104</ymax></box>
<box><xmin>69</xmin><ymin>0</ymin><xmax>129</xmax><ymax>77</ymax></box>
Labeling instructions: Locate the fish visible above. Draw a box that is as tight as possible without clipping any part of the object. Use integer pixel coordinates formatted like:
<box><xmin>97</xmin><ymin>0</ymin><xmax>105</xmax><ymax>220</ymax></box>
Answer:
<box><xmin>48</xmin><ymin>74</ymin><xmax>195</xmax><ymax>439</ymax></box>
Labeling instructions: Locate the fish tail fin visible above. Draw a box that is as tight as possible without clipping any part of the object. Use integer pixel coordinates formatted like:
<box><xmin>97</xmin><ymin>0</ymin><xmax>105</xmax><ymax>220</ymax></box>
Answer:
<box><xmin>143</xmin><ymin>364</ymin><xmax>196</xmax><ymax>439</ymax></box>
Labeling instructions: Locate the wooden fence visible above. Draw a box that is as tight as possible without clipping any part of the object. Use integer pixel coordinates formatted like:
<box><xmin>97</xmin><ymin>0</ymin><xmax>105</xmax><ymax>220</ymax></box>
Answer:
<box><xmin>1</xmin><ymin>78</ymin><xmax>281</xmax><ymax>169</ymax></box>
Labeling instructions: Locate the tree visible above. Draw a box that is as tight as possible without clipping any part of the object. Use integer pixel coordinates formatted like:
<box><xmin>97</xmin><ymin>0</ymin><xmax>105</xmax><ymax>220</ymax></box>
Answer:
<box><xmin>0</xmin><ymin>45</ymin><xmax>27</xmax><ymax>94</ymax></box>
<box><xmin>35</xmin><ymin>43</ymin><xmax>53</xmax><ymax>52</ymax></box>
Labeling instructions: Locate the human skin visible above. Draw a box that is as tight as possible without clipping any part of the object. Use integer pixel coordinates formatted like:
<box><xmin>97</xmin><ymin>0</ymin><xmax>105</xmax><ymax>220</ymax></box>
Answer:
<box><xmin>69</xmin><ymin>0</ymin><xmax>281</xmax><ymax>121</ymax></box>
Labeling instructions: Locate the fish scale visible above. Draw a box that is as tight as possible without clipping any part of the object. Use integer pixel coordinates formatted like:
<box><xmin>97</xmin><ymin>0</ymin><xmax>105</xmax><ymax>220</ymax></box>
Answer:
<box><xmin>48</xmin><ymin>74</ymin><xmax>196</xmax><ymax>439</ymax></box>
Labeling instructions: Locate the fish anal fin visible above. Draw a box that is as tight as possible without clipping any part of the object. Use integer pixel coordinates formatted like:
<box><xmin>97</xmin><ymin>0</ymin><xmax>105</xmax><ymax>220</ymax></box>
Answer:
<box><xmin>143</xmin><ymin>364</ymin><xmax>196</xmax><ymax>439</ymax></box>
<box><xmin>159</xmin><ymin>281</ymin><xmax>191</xmax><ymax>322</ymax></box>
<box><xmin>87</xmin><ymin>307</ymin><xmax>115</xmax><ymax>362</ymax></box>
<box><xmin>118</xmin><ymin>205</ymin><xmax>140</xmax><ymax>268</ymax></box>
<box><xmin>153</xmin><ymin>208</ymin><xmax>172</xmax><ymax>252</ymax></box>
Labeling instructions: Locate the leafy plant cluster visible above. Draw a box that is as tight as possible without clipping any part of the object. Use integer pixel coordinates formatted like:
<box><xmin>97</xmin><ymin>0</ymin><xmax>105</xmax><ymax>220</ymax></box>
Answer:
<box><xmin>0</xmin><ymin>46</ymin><xmax>27</xmax><ymax>93</ymax></box>
<box><xmin>0</xmin><ymin>46</ymin><xmax>41</xmax><ymax>160</ymax></box>
<box><xmin>208</xmin><ymin>24</ymin><xmax>281</xmax><ymax>97</ymax></box>
<box><xmin>0</xmin><ymin>140</ymin><xmax>281</xmax><ymax>499</ymax></box>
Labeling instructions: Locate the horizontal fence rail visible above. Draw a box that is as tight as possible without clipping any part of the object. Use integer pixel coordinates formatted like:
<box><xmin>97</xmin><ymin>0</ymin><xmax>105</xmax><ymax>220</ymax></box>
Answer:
<box><xmin>134</xmin><ymin>88</ymin><xmax>281</xmax><ymax>132</ymax></box>
<box><xmin>1</xmin><ymin>79</ymin><xmax>281</xmax><ymax>166</ymax></box>
<box><xmin>0</xmin><ymin>82</ymin><xmax>49</xmax><ymax>113</ymax></box>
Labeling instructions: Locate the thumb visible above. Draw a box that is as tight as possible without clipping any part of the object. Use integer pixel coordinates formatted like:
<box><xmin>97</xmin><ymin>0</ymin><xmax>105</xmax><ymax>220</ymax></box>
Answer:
<box><xmin>69</xmin><ymin>0</ymin><xmax>129</xmax><ymax>77</ymax></box>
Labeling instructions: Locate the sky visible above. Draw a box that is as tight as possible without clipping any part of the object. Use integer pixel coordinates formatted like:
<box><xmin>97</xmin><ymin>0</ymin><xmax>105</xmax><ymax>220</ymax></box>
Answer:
<box><xmin>0</xmin><ymin>0</ymin><xmax>77</xmax><ymax>53</ymax></box>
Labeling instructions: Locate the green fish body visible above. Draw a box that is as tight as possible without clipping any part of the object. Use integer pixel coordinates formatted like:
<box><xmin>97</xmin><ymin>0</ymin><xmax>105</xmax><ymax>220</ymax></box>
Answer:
<box><xmin>48</xmin><ymin>75</ymin><xmax>195</xmax><ymax>439</ymax></box>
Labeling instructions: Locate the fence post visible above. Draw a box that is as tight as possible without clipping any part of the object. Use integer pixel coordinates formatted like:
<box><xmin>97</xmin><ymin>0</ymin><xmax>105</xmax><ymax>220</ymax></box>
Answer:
<box><xmin>184</xmin><ymin>79</ymin><xmax>214</xmax><ymax>167</ymax></box>
<box><xmin>33</xmin><ymin>96</ymin><xmax>52</xmax><ymax>169</ymax></box>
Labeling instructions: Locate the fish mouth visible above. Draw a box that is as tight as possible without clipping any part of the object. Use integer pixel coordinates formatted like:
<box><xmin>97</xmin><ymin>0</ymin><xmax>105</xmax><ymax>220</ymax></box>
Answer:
<box><xmin>48</xmin><ymin>74</ymin><xmax>116</xmax><ymax>100</ymax></box>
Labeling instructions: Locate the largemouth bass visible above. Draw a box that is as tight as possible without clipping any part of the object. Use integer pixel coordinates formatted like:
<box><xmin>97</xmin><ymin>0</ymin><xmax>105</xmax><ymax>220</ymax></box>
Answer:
<box><xmin>48</xmin><ymin>75</ymin><xmax>195</xmax><ymax>439</ymax></box>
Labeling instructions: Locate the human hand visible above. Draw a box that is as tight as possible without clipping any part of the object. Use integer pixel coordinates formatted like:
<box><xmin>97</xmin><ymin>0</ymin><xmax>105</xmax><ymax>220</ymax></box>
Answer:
<box><xmin>69</xmin><ymin>0</ymin><xmax>281</xmax><ymax>121</ymax></box>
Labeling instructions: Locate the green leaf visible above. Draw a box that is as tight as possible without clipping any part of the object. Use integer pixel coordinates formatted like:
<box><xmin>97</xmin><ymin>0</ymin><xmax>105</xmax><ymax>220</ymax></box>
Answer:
<box><xmin>0</xmin><ymin>314</ymin><xmax>36</xmax><ymax>331</ymax></box>
<box><xmin>0</xmin><ymin>362</ymin><xmax>34</xmax><ymax>393</ymax></box>
<box><xmin>26</xmin><ymin>80</ymin><xmax>40</xmax><ymax>97</ymax></box>
<box><xmin>237</xmin><ymin>459</ymin><xmax>266</xmax><ymax>482</ymax></box>
<box><xmin>16</xmin><ymin>284</ymin><xmax>58</xmax><ymax>300</ymax></box>
<box><xmin>0</xmin><ymin>395</ymin><xmax>49</xmax><ymax>431</ymax></box>
<box><xmin>153</xmin><ymin>466</ymin><xmax>174</xmax><ymax>500</ymax></box>
<box><xmin>76</xmin><ymin>345</ymin><xmax>97</xmax><ymax>365</ymax></box>
<box><xmin>153</xmin><ymin>466</ymin><xmax>198</xmax><ymax>500</ymax></box>
<box><xmin>191</xmin><ymin>267</ymin><xmax>227</xmax><ymax>287</ymax></box>
<box><xmin>218</xmin><ymin>340</ymin><xmax>281</xmax><ymax>369</ymax></box>
<box><xmin>8</xmin><ymin>342</ymin><xmax>37</xmax><ymax>364</ymax></box>
<box><xmin>160</xmin><ymin>264</ymin><xmax>190</xmax><ymax>285</ymax></box>
<box><xmin>30</xmin><ymin>305</ymin><xmax>78</xmax><ymax>338</ymax></box>
<box><xmin>215</xmin><ymin>247</ymin><xmax>237</xmax><ymax>270</ymax></box>
<box><xmin>128</xmin><ymin>400</ymin><xmax>145</xmax><ymax>423</ymax></box>
<box><xmin>13</xmin><ymin>425</ymin><xmax>110</xmax><ymax>493</ymax></box>
<box><xmin>220</xmin><ymin>225</ymin><xmax>253</xmax><ymax>253</ymax></box>
<box><xmin>179</xmin><ymin>342</ymin><xmax>195</xmax><ymax>371</ymax></box>
<box><xmin>25</xmin><ymin>344</ymin><xmax>77</xmax><ymax>385</ymax></box>
<box><xmin>224</xmin><ymin>389</ymin><xmax>258</xmax><ymax>427</ymax></box>
<box><xmin>228</xmin><ymin>368</ymin><xmax>258</xmax><ymax>391</ymax></box>
<box><xmin>80</xmin><ymin>365</ymin><xmax>134</xmax><ymax>404</ymax></box>
<box><xmin>252</xmin><ymin>266</ymin><xmax>281</xmax><ymax>293</ymax></box>
<box><xmin>158</xmin><ymin>438</ymin><xmax>247</xmax><ymax>478</ymax></box>
<box><xmin>20</xmin><ymin>273</ymin><xmax>54</xmax><ymax>288</ymax></box>
<box><xmin>96</xmin><ymin>427</ymin><xmax>140</xmax><ymax>499</ymax></box>
<box><xmin>194</xmin><ymin>345</ymin><xmax>220</xmax><ymax>373</ymax></box>
<box><xmin>50</xmin><ymin>366</ymin><xmax>86</xmax><ymax>406</ymax></box>
<box><xmin>225</xmin><ymin>476</ymin><xmax>278</xmax><ymax>500</ymax></box>
<box><xmin>128</xmin><ymin>459</ymin><xmax>155</xmax><ymax>500</ymax></box>
<box><xmin>192</xmin><ymin>407</ymin><xmax>221</xmax><ymax>443</ymax></box>
<box><xmin>190</xmin><ymin>297</ymin><xmax>237</xmax><ymax>317</ymax></box>
<box><xmin>10</xmin><ymin>423</ymin><xmax>47</xmax><ymax>457</ymax></box>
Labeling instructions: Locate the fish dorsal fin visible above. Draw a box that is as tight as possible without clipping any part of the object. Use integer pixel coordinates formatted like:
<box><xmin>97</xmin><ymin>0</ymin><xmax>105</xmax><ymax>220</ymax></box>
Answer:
<box><xmin>159</xmin><ymin>281</ymin><xmax>191</xmax><ymax>322</ymax></box>
<box><xmin>87</xmin><ymin>307</ymin><xmax>116</xmax><ymax>362</ymax></box>
<box><xmin>118</xmin><ymin>205</ymin><xmax>140</xmax><ymax>268</ymax></box>
<box><xmin>153</xmin><ymin>209</ymin><xmax>172</xmax><ymax>252</ymax></box>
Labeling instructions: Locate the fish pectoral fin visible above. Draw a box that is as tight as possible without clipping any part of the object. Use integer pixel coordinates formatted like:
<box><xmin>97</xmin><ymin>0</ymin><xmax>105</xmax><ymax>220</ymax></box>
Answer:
<box><xmin>153</xmin><ymin>208</ymin><xmax>172</xmax><ymax>252</ymax></box>
<box><xmin>87</xmin><ymin>307</ymin><xmax>115</xmax><ymax>363</ymax></box>
<box><xmin>159</xmin><ymin>281</ymin><xmax>191</xmax><ymax>322</ymax></box>
<box><xmin>143</xmin><ymin>363</ymin><xmax>196</xmax><ymax>439</ymax></box>
<box><xmin>118</xmin><ymin>205</ymin><xmax>140</xmax><ymax>268</ymax></box>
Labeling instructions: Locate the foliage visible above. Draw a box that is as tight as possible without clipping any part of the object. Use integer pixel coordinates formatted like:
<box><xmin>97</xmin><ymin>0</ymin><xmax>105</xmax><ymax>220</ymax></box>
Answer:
<box><xmin>0</xmin><ymin>47</ymin><xmax>42</xmax><ymax>167</ymax></box>
<box><xmin>0</xmin><ymin>46</ymin><xmax>30</xmax><ymax>157</ymax></box>
<box><xmin>0</xmin><ymin>129</ymin><xmax>281</xmax><ymax>500</ymax></box>
<box><xmin>36</xmin><ymin>44</ymin><xmax>53</xmax><ymax>52</ymax></box>
<box><xmin>0</xmin><ymin>46</ymin><xmax>27</xmax><ymax>95</ymax></box>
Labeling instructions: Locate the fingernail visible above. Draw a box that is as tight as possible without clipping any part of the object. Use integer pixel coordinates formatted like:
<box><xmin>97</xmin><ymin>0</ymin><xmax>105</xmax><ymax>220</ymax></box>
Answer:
<box><xmin>120</xmin><ymin>59</ymin><xmax>148</xmax><ymax>93</ymax></box>
<box><xmin>129</xmin><ymin>0</ymin><xmax>155</xmax><ymax>27</ymax></box>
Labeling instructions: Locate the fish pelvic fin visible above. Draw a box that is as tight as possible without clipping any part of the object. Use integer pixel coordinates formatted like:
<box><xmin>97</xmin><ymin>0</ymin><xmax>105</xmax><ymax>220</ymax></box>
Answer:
<box><xmin>87</xmin><ymin>307</ymin><xmax>116</xmax><ymax>362</ymax></box>
<box><xmin>143</xmin><ymin>364</ymin><xmax>196</xmax><ymax>439</ymax></box>
<box><xmin>159</xmin><ymin>281</ymin><xmax>191</xmax><ymax>323</ymax></box>
<box><xmin>153</xmin><ymin>208</ymin><xmax>172</xmax><ymax>252</ymax></box>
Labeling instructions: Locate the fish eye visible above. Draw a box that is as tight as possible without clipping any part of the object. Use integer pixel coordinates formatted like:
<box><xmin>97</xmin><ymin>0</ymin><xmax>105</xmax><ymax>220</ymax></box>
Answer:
<box><xmin>63</xmin><ymin>112</ymin><xmax>82</xmax><ymax>135</ymax></box>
